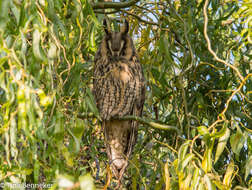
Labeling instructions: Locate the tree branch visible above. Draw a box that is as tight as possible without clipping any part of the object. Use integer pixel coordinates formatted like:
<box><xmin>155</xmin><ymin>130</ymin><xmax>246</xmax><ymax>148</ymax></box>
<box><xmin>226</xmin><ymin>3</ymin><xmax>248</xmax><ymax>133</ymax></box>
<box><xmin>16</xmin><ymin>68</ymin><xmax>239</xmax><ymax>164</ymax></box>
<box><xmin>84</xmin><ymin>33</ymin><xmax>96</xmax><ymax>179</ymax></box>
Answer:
<box><xmin>76</xmin><ymin>113</ymin><xmax>180</xmax><ymax>133</ymax></box>
<box><xmin>91</xmin><ymin>0</ymin><xmax>140</xmax><ymax>10</ymax></box>
<box><xmin>118</xmin><ymin>115</ymin><xmax>180</xmax><ymax>134</ymax></box>
<box><xmin>121</xmin><ymin>10</ymin><xmax>159</xmax><ymax>26</ymax></box>
<box><xmin>94</xmin><ymin>9</ymin><xmax>121</xmax><ymax>14</ymax></box>
<box><xmin>203</xmin><ymin>0</ymin><xmax>244</xmax><ymax>81</ymax></box>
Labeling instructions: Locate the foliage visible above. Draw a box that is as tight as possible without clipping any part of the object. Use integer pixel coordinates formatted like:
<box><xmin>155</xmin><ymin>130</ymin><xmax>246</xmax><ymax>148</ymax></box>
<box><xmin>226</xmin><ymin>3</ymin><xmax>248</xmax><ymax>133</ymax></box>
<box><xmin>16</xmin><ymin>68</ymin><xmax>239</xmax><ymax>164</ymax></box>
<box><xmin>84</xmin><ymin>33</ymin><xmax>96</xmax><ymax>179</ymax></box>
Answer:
<box><xmin>0</xmin><ymin>0</ymin><xmax>251</xmax><ymax>189</ymax></box>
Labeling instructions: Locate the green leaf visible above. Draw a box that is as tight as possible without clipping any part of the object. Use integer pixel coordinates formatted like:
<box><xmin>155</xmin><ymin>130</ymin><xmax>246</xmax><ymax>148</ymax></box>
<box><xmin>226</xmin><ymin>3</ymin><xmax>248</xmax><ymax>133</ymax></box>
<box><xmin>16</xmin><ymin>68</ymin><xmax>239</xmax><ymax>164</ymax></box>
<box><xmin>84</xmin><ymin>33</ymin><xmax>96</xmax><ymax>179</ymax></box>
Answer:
<box><xmin>0</xmin><ymin>0</ymin><xmax>10</xmax><ymax>31</ymax></box>
<box><xmin>67</xmin><ymin>126</ymin><xmax>81</xmax><ymax>153</ymax></box>
<box><xmin>159</xmin><ymin>34</ymin><xmax>173</xmax><ymax>64</ymax></box>
<box><xmin>79</xmin><ymin>173</ymin><xmax>96</xmax><ymax>190</ymax></box>
<box><xmin>202</xmin><ymin>137</ymin><xmax>214</xmax><ymax>173</ymax></box>
<box><xmin>245</xmin><ymin>155</ymin><xmax>252</xmax><ymax>180</ymax></box>
<box><xmin>223</xmin><ymin>162</ymin><xmax>235</xmax><ymax>187</ymax></box>
<box><xmin>10</xmin><ymin>0</ymin><xmax>20</xmax><ymax>25</ymax></box>
<box><xmin>86</xmin><ymin>88</ymin><xmax>100</xmax><ymax>120</ymax></box>
<box><xmin>10</xmin><ymin>117</ymin><xmax>18</xmax><ymax>159</ymax></box>
<box><xmin>83</xmin><ymin>0</ymin><xmax>99</xmax><ymax>26</ymax></box>
<box><xmin>89</xmin><ymin>25</ymin><xmax>96</xmax><ymax>52</ymax></box>
<box><xmin>54</xmin><ymin>112</ymin><xmax>64</xmax><ymax>141</ymax></box>
<box><xmin>211</xmin><ymin>122</ymin><xmax>229</xmax><ymax>138</ymax></box>
<box><xmin>248</xmin><ymin>136</ymin><xmax>252</xmax><ymax>155</ymax></box>
<box><xmin>212</xmin><ymin>180</ymin><xmax>226</xmax><ymax>190</ymax></box>
<box><xmin>181</xmin><ymin>153</ymin><xmax>195</xmax><ymax>171</ymax></box>
<box><xmin>21</xmin><ymin>31</ymin><xmax>28</xmax><ymax>59</ymax></box>
<box><xmin>178</xmin><ymin>141</ymin><xmax>190</xmax><ymax>161</ymax></box>
<box><xmin>34</xmin><ymin>160</ymin><xmax>40</xmax><ymax>184</ymax></box>
<box><xmin>230</xmin><ymin>131</ymin><xmax>246</xmax><ymax>156</ymax></box>
<box><xmin>48</xmin><ymin>42</ymin><xmax>57</xmax><ymax>59</ymax></box>
<box><xmin>214</xmin><ymin>127</ymin><xmax>230</xmax><ymax>164</ymax></box>
<box><xmin>48</xmin><ymin>0</ymin><xmax>69</xmax><ymax>43</ymax></box>
<box><xmin>191</xmin><ymin>167</ymin><xmax>200</xmax><ymax>189</ymax></box>
<box><xmin>32</xmin><ymin>29</ymin><xmax>46</xmax><ymax>61</ymax></box>
<box><xmin>197</xmin><ymin>126</ymin><xmax>209</xmax><ymax>136</ymax></box>
<box><xmin>204</xmin><ymin>174</ymin><xmax>215</xmax><ymax>190</ymax></box>
<box><xmin>57</xmin><ymin>175</ymin><xmax>74</xmax><ymax>188</ymax></box>
<box><xmin>61</xmin><ymin>145</ymin><xmax>74</xmax><ymax>167</ymax></box>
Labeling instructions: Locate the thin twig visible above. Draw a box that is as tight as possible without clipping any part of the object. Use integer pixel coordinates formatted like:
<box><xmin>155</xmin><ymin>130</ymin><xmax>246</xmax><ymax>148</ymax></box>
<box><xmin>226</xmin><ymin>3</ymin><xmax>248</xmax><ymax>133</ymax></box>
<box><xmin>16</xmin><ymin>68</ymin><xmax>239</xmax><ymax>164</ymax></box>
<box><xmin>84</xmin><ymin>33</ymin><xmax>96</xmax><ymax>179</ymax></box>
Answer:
<box><xmin>167</xmin><ymin>1</ymin><xmax>194</xmax><ymax>137</ymax></box>
<box><xmin>154</xmin><ymin>140</ymin><xmax>178</xmax><ymax>154</ymax></box>
<box><xmin>220</xmin><ymin>74</ymin><xmax>252</xmax><ymax>118</ymax></box>
<box><xmin>121</xmin><ymin>10</ymin><xmax>159</xmax><ymax>26</ymax></box>
<box><xmin>190</xmin><ymin>0</ymin><xmax>249</xmax><ymax>153</ymax></box>
<box><xmin>203</xmin><ymin>0</ymin><xmax>244</xmax><ymax>81</ymax></box>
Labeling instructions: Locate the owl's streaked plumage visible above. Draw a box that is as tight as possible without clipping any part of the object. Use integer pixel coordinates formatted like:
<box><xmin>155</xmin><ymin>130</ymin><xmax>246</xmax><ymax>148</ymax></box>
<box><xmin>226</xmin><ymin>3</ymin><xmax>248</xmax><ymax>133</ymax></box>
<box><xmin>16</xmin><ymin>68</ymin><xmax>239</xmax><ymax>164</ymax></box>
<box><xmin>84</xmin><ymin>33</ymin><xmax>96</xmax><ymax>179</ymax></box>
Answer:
<box><xmin>93</xmin><ymin>19</ymin><xmax>145</xmax><ymax>180</ymax></box>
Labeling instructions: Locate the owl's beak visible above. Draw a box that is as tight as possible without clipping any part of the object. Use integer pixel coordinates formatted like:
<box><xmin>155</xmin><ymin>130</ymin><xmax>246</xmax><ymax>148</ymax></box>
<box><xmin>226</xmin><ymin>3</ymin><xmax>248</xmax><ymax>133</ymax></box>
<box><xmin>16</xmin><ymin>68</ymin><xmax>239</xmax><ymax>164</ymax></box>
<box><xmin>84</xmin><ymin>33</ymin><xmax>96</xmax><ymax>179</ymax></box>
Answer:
<box><xmin>112</xmin><ymin>51</ymin><xmax>120</xmax><ymax>57</ymax></box>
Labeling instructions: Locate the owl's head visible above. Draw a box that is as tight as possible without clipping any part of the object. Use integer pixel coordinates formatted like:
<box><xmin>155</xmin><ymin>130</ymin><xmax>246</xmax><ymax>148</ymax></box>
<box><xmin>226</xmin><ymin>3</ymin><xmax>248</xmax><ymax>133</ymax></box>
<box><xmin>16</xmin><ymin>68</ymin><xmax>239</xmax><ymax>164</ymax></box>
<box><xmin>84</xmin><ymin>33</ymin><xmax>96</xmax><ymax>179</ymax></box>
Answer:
<box><xmin>103</xmin><ymin>19</ymin><xmax>129</xmax><ymax>57</ymax></box>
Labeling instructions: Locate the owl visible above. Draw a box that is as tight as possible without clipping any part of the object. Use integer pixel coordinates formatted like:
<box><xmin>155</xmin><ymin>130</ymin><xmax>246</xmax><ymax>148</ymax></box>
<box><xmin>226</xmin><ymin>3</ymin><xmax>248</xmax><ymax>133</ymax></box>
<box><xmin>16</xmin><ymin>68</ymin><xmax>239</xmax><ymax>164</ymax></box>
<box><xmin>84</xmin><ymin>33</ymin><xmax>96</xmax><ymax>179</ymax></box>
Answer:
<box><xmin>93</xmin><ymin>19</ymin><xmax>145</xmax><ymax>181</ymax></box>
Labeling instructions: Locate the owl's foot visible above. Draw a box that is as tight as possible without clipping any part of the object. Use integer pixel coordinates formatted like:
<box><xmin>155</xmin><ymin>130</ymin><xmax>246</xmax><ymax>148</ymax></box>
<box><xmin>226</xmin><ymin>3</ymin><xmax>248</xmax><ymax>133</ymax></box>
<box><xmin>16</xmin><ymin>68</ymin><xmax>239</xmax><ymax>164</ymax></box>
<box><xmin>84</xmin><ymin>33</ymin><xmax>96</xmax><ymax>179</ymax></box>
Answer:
<box><xmin>115</xmin><ymin>164</ymin><xmax>128</xmax><ymax>190</ymax></box>
<box><xmin>111</xmin><ymin>159</ymin><xmax>128</xmax><ymax>180</ymax></box>
<box><xmin>118</xmin><ymin>163</ymin><xmax>128</xmax><ymax>181</ymax></box>
<box><xmin>113</xmin><ymin>158</ymin><xmax>126</xmax><ymax>170</ymax></box>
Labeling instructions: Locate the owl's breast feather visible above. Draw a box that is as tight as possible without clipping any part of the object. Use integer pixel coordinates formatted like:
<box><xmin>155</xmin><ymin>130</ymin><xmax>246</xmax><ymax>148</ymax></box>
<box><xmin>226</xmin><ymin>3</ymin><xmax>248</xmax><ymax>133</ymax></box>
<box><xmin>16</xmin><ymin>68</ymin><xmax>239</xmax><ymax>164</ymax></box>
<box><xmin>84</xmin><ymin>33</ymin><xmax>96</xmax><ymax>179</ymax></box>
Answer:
<box><xmin>111</xmin><ymin>62</ymin><xmax>133</xmax><ymax>83</ymax></box>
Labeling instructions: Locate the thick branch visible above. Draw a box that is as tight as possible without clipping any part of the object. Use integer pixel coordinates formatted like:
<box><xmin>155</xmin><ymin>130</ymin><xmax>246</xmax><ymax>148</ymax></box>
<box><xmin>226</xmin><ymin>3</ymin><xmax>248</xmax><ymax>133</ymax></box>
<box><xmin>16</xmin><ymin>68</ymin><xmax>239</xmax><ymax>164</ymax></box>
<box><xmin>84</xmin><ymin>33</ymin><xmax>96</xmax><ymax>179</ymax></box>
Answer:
<box><xmin>76</xmin><ymin>113</ymin><xmax>180</xmax><ymax>134</ymax></box>
<box><xmin>94</xmin><ymin>9</ymin><xmax>121</xmax><ymax>14</ymax></box>
<box><xmin>91</xmin><ymin>0</ymin><xmax>140</xmax><ymax>10</ymax></box>
<box><xmin>118</xmin><ymin>115</ymin><xmax>180</xmax><ymax>134</ymax></box>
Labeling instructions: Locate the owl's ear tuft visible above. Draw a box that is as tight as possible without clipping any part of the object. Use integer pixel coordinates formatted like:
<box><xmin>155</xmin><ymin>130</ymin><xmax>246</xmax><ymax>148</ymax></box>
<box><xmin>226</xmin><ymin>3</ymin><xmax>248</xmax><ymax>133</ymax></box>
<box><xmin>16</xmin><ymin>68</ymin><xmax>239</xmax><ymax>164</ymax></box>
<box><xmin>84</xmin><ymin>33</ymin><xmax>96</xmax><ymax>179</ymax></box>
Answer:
<box><xmin>103</xmin><ymin>18</ymin><xmax>111</xmax><ymax>35</ymax></box>
<box><xmin>121</xmin><ymin>19</ymin><xmax>129</xmax><ymax>35</ymax></box>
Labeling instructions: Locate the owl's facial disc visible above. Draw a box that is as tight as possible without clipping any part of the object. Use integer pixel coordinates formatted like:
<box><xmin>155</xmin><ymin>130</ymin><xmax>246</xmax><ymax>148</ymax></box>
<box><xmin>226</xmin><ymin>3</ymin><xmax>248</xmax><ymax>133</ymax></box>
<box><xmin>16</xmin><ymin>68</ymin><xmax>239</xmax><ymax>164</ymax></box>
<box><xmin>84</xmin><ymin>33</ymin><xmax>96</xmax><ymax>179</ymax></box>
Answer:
<box><xmin>107</xmin><ymin>32</ymin><xmax>125</xmax><ymax>57</ymax></box>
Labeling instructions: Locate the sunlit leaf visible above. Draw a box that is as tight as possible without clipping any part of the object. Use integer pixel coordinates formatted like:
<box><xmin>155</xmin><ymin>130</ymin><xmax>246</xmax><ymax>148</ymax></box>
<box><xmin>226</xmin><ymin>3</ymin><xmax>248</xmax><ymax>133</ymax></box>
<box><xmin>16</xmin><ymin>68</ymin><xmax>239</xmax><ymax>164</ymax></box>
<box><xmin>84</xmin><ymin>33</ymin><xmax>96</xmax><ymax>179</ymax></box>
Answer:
<box><xmin>202</xmin><ymin>138</ymin><xmax>214</xmax><ymax>173</ymax></box>
<box><xmin>58</xmin><ymin>175</ymin><xmax>74</xmax><ymax>188</ymax></box>
<box><xmin>10</xmin><ymin>117</ymin><xmax>18</xmax><ymax>160</ymax></box>
<box><xmin>223</xmin><ymin>162</ymin><xmax>235</xmax><ymax>187</ymax></box>
<box><xmin>214</xmin><ymin>126</ymin><xmax>230</xmax><ymax>164</ymax></box>
<box><xmin>245</xmin><ymin>156</ymin><xmax>252</xmax><ymax>181</ymax></box>
<box><xmin>204</xmin><ymin>174</ymin><xmax>215</xmax><ymax>190</ymax></box>
<box><xmin>191</xmin><ymin>167</ymin><xmax>200</xmax><ymax>189</ymax></box>
<box><xmin>61</xmin><ymin>145</ymin><xmax>74</xmax><ymax>167</ymax></box>
<box><xmin>164</xmin><ymin>161</ymin><xmax>170</xmax><ymax>190</ymax></box>
<box><xmin>79</xmin><ymin>173</ymin><xmax>96</xmax><ymax>190</ymax></box>
<box><xmin>198</xmin><ymin>126</ymin><xmax>209</xmax><ymax>136</ymax></box>
<box><xmin>89</xmin><ymin>25</ymin><xmax>97</xmax><ymax>52</ymax></box>
<box><xmin>178</xmin><ymin>141</ymin><xmax>190</xmax><ymax>161</ymax></box>
<box><xmin>181</xmin><ymin>153</ymin><xmax>195</xmax><ymax>171</ymax></box>
<box><xmin>32</xmin><ymin>29</ymin><xmax>46</xmax><ymax>61</ymax></box>
<box><xmin>34</xmin><ymin>160</ymin><xmax>40</xmax><ymax>184</ymax></box>
<box><xmin>230</xmin><ymin>131</ymin><xmax>246</xmax><ymax>156</ymax></box>
<box><xmin>0</xmin><ymin>0</ymin><xmax>10</xmax><ymax>31</ymax></box>
<box><xmin>48</xmin><ymin>42</ymin><xmax>57</xmax><ymax>59</ymax></box>
<box><xmin>86</xmin><ymin>88</ymin><xmax>100</xmax><ymax>120</ymax></box>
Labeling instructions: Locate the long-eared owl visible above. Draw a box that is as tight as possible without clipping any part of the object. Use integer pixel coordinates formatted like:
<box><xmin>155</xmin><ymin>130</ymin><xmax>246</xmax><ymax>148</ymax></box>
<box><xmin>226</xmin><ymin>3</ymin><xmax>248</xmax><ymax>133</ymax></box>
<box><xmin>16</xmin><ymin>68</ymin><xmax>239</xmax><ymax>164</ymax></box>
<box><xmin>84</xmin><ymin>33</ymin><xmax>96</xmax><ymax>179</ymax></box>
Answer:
<box><xmin>93</xmin><ymin>19</ymin><xmax>145</xmax><ymax>180</ymax></box>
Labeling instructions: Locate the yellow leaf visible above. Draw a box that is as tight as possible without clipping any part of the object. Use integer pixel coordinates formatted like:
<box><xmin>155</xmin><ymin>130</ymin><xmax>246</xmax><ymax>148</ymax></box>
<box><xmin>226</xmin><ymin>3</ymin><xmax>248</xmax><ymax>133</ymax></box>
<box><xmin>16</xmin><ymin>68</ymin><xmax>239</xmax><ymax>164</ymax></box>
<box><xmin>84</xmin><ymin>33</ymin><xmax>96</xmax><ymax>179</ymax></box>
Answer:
<box><xmin>164</xmin><ymin>161</ymin><xmax>170</xmax><ymax>190</ymax></box>
<box><xmin>223</xmin><ymin>162</ymin><xmax>235</xmax><ymax>187</ymax></box>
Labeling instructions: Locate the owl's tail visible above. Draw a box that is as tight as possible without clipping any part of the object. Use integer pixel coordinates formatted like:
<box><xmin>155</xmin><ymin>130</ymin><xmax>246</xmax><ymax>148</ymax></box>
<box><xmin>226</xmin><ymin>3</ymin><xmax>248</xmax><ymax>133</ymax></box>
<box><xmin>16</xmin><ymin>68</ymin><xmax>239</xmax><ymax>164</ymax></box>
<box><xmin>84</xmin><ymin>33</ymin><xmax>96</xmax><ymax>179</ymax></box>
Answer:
<box><xmin>103</xmin><ymin>120</ymin><xmax>131</xmax><ymax>179</ymax></box>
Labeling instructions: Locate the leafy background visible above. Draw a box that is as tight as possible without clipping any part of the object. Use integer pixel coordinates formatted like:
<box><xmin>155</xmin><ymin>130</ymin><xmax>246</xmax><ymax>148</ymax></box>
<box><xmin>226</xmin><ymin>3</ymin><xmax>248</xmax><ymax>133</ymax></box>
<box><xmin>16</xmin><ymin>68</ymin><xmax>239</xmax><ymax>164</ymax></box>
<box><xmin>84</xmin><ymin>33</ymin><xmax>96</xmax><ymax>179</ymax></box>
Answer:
<box><xmin>0</xmin><ymin>0</ymin><xmax>251</xmax><ymax>189</ymax></box>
